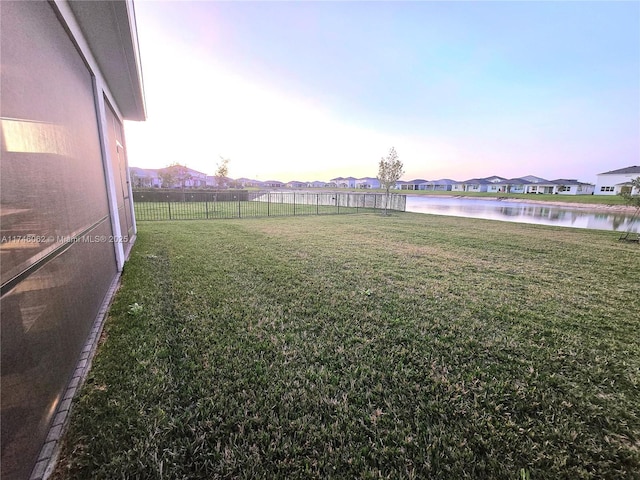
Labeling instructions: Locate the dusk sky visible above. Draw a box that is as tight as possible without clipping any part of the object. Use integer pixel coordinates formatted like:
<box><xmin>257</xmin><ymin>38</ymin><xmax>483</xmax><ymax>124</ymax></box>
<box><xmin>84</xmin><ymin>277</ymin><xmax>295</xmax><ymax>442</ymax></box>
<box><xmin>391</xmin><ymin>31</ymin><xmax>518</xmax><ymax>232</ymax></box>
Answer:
<box><xmin>124</xmin><ymin>1</ymin><xmax>639</xmax><ymax>184</ymax></box>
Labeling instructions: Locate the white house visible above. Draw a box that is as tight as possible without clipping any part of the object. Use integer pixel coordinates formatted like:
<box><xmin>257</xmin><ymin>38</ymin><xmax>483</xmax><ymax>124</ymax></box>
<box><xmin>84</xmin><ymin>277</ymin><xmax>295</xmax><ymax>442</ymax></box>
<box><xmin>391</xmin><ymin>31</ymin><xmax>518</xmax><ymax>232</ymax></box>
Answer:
<box><xmin>158</xmin><ymin>165</ymin><xmax>207</xmax><ymax>188</ymax></box>
<box><xmin>332</xmin><ymin>176</ymin><xmax>357</xmax><ymax>188</ymax></box>
<box><xmin>518</xmin><ymin>175</ymin><xmax>557</xmax><ymax>194</ymax></box>
<box><xmin>286</xmin><ymin>180</ymin><xmax>307</xmax><ymax>189</ymax></box>
<box><xmin>551</xmin><ymin>179</ymin><xmax>595</xmax><ymax>195</ymax></box>
<box><xmin>453</xmin><ymin>176</ymin><xmax>505</xmax><ymax>192</ymax></box>
<box><xmin>130</xmin><ymin>167</ymin><xmax>161</xmax><ymax>187</ymax></box>
<box><xmin>399</xmin><ymin>179</ymin><xmax>428</xmax><ymax>190</ymax></box>
<box><xmin>418</xmin><ymin>179</ymin><xmax>455</xmax><ymax>191</ymax></box>
<box><xmin>487</xmin><ymin>178</ymin><xmax>530</xmax><ymax>194</ymax></box>
<box><xmin>355</xmin><ymin>177</ymin><xmax>381</xmax><ymax>189</ymax></box>
<box><xmin>594</xmin><ymin>166</ymin><xmax>640</xmax><ymax>195</ymax></box>
<box><xmin>264</xmin><ymin>180</ymin><xmax>285</xmax><ymax>188</ymax></box>
<box><xmin>233</xmin><ymin>177</ymin><xmax>263</xmax><ymax>188</ymax></box>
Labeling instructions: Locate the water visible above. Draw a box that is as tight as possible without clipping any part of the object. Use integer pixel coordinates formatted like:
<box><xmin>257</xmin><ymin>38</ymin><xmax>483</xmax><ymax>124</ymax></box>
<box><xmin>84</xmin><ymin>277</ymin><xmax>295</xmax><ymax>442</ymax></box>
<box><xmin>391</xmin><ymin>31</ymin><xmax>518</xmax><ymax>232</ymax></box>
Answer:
<box><xmin>406</xmin><ymin>196</ymin><xmax>640</xmax><ymax>233</ymax></box>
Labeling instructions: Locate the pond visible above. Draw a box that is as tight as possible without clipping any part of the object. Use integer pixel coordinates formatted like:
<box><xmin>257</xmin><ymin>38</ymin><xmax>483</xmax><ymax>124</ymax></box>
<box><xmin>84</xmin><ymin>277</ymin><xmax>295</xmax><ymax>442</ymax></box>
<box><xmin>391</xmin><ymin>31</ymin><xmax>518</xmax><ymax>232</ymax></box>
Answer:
<box><xmin>405</xmin><ymin>196</ymin><xmax>640</xmax><ymax>233</ymax></box>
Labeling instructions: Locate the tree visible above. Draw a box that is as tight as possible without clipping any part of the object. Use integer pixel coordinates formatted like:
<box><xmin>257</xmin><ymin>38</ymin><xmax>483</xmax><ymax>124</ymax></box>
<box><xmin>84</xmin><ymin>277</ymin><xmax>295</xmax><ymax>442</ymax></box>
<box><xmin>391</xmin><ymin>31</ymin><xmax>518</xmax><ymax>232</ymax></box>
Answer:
<box><xmin>215</xmin><ymin>157</ymin><xmax>230</xmax><ymax>189</ymax></box>
<box><xmin>130</xmin><ymin>170</ymin><xmax>140</xmax><ymax>188</ymax></box>
<box><xmin>158</xmin><ymin>166</ymin><xmax>176</xmax><ymax>188</ymax></box>
<box><xmin>619</xmin><ymin>176</ymin><xmax>640</xmax><ymax>208</ymax></box>
<box><xmin>618</xmin><ymin>176</ymin><xmax>640</xmax><ymax>242</ymax></box>
<box><xmin>159</xmin><ymin>163</ymin><xmax>192</xmax><ymax>190</ymax></box>
<box><xmin>377</xmin><ymin>147</ymin><xmax>404</xmax><ymax>215</ymax></box>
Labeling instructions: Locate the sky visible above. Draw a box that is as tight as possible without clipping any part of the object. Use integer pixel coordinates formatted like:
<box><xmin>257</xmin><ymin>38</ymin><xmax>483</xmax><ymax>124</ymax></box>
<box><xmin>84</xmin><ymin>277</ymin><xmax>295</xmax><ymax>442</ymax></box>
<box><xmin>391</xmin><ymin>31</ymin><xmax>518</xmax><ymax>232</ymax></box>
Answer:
<box><xmin>124</xmin><ymin>0</ymin><xmax>640</xmax><ymax>184</ymax></box>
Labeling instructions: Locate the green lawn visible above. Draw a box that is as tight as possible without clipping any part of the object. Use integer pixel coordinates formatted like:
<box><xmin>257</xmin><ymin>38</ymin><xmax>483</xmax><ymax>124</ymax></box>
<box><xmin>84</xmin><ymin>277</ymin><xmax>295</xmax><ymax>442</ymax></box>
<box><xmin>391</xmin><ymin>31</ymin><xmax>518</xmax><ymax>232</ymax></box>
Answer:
<box><xmin>54</xmin><ymin>214</ymin><xmax>639</xmax><ymax>479</ymax></box>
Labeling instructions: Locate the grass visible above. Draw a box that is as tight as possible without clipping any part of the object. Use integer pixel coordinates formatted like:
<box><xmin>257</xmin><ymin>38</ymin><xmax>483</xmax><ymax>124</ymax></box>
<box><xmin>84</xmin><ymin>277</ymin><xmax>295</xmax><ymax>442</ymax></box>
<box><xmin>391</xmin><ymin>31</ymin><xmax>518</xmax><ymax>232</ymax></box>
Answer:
<box><xmin>53</xmin><ymin>213</ymin><xmax>639</xmax><ymax>479</ymax></box>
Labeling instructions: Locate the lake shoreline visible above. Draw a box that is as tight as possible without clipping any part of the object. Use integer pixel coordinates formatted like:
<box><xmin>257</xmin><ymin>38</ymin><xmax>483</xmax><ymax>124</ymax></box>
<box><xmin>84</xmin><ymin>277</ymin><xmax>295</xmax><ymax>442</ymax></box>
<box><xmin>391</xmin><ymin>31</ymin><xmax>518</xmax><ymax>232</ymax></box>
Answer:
<box><xmin>406</xmin><ymin>193</ymin><xmax>638</xmax><ymax>212</ymax></box>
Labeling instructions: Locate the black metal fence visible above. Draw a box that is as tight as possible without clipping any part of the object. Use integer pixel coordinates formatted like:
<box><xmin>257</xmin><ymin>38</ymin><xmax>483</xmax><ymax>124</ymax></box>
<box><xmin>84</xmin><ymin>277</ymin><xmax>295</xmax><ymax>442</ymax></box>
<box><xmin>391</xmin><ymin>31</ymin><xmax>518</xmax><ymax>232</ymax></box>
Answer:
<box><xmin>133</xmin><ymin>191</ymin><xmax>406</xmax><ymax>221</ymax></box>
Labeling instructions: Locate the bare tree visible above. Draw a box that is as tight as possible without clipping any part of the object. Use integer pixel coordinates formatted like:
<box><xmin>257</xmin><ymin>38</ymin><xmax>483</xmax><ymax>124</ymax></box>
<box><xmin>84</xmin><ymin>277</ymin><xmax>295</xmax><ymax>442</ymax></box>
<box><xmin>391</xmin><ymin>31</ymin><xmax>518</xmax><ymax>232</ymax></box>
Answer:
<box><xmin>377</xmin><ymin>147</ymin><xmax>404</xmax><ymax>215</ymax></box>
<box><xmin>215</xmin><ymin>157</ymin><xmax>230</xmax><ymax>189</ymax></box>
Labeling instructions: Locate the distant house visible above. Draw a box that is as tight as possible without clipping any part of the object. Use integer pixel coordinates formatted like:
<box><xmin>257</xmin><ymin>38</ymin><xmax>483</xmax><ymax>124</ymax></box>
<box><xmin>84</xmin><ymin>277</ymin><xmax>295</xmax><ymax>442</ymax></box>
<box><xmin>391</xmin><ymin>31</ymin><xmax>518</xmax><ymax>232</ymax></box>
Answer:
<box><xmin>518</xmin><ymin>175</ymin><xmax>557</xmax><ymax>194</ymax></box>
<box><xmin>286</xmin><ymin>180</ymin><xmax>307</xmax><ymax>189</ymax></box>
<box><xmin>264</xmin><ymin>180</ymin><xmax>285</xmax><ymax>188</ymax></box>
<box><xmin>206</xmin><ymin>175</ymin><xmax>234</xmax><ymax>188</ymax></box>
<box><xmin>594</xmin><ymin>166</ymin><xmax>640</xmax><ymax>195</ymax></box>
<box><xmin>130</xmin><ymin>167</ymin><xmax>161</xmax><ymax>188</ymax></box>
<box><xmin>157</xmin><ymin>165</ymin><xmax>207</xmax><ymax>188</ymax></box>
<box><xmin>330</xmin><ymin>176</ymin><xmax>357</xmax><ymax>188</ymax></box>
<box><xmin>233</xmin><ymin>178</ymin><xmax>264</xmax><ymax>188</ymax></box>
<box><xmin>478</xmin><ymin>176</ymin><xmax>595</xmax><ymax>195</ymax></box>
<box><xmin>487</xmin><ymin>178</ymin><xmax>530</xmax><ymax>194</ymax></box>
<box><xmin>310</xmin><ymin>180</ymin><xmax>326</xmax><ymax>188</ymax></box>
<box><xmin>551</xmin><ymin>179</ymin><xmax>595</xmax><ymax>195</ymax></box>
<box><xmin>453</xmin><ymin>176</ymin><xmax>505</xmax><ymax>192</ymax></box>
<box><xmin>418</xmin><ymin>179</ymin><xmax>455</xmax><ymax>191</ymax></box>
<box><xmin>399</xmin><ymin>179</ymin><xmax>428</xmax><ymax>191</ymax></box>
<box><xmin>355</xmin><ymin>177</ymin><xmax>380</xmax><ymax>189</ymax></box>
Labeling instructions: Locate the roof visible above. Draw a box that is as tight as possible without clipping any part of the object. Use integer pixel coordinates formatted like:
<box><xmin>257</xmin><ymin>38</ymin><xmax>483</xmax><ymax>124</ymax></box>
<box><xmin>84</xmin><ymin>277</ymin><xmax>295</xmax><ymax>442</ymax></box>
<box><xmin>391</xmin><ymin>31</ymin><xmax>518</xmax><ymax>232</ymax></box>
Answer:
<box><xmin>129</xmin><ymin>167</ymin><xmax>159</xmax><ymax>177</ymax></box>
<box><xmin>483</xmin><ymin>176</ymin><xmax>508</xmax><ymax>183</ymax></box>
<box><xmin>490</xmin><ymin>178</ymin><xmax>532</xmax><ymax>185</ymax></box>
<box><xmin>550</xmin><ymin>179</ymin><xmax>593</xmax><ymax>186</ymax></box>
<box><xmin>598</xmin><ymin>165</ymin><xmax>640</xmax><ymax>175</ymax></box>
<box><xmin>519</xmin><ymin>175</ymin><xmax>550</xmax><ymax>184</ymax></box>
<box><xmin>67</xmin><ymin>0</ymin><xmax>146</xmax><ymax>120</ymax></box>
<box><xmin>406</xmin><ymin>179</ymin><xmax>428</xmax><ymax>184</ymax></box>
<box><xmin>458</xmin><ymin>178</ymin><xmax>493</xmax><ymax>185</ymax></box>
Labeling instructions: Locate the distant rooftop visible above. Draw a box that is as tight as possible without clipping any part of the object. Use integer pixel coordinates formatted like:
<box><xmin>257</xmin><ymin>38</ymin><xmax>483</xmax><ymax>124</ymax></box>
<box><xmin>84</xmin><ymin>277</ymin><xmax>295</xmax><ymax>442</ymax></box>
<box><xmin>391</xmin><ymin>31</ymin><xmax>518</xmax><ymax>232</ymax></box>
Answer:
<box><xmin>598</xmin><ymin>165</ymin><xmax>640</xmax><ymax>175</ymax></box>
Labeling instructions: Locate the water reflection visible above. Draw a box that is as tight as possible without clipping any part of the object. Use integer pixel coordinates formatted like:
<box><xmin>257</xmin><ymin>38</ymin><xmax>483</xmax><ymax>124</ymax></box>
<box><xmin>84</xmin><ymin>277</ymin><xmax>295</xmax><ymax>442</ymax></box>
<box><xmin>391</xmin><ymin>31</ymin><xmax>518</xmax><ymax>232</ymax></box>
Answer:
<box><xmin>406</xmin><ymin>196</ymin><xmax>639</xmax><ymax>233</ymax></box>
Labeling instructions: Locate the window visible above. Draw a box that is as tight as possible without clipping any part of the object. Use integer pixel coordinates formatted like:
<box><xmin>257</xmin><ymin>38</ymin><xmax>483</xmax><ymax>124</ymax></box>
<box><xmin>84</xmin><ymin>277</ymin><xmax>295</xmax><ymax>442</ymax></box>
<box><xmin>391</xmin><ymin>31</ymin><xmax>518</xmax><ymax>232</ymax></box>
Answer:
<box><xmin>600</xmin><ymin>186</ymin><xmax>614</xmax><ymax>192</ymax></box>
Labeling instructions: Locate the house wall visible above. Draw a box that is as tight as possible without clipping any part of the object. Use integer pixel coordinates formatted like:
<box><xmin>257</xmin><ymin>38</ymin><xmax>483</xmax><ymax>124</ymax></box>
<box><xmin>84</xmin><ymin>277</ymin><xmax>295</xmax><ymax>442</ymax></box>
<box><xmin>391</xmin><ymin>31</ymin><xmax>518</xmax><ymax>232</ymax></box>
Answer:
<box><xmin>595</xmin><ymin>172</ymin><xmax>639</xmax><ymax>195</ymax></box>
<box><xmin>105</xmin><ymin>100</ymin><xmax>135</xmax><ymax>244</ymax></box>
<box><xmin>0</xmin><ymin>2</ymin><xmax>140</xmax><ymax>478</ymax></box>
<box><xmin>555</xmin><ymin>185</ymin><xmax>595</xmax><ymax>195</ymax></box>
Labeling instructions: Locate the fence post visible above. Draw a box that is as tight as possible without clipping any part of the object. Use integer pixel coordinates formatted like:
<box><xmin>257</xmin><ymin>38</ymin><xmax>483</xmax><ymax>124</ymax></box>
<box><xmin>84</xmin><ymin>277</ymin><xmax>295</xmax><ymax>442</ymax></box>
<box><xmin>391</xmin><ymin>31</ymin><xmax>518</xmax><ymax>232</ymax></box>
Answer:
<box><xmin>237</xmin><ymin>195</ymin><xmax>241</xmax><ymax>218</ymax></box>
<box><xmin>167</xmin><ymin>201</ymin><xmax>172</xmax><ymax>220</ymax></box>
<box><xmin>316</xmin><ymin>194</ymin><xmax>319</xmax><ymax>215</ymax></box>
<box><xmin>268</xmin><ymin>193</ymin><xmax>270</xmax><ymax>216</ymax></box>
<box><xmin>205</xmin><ymin>195</ymin><xmax>209</xmax><ymax>219</ymax></box>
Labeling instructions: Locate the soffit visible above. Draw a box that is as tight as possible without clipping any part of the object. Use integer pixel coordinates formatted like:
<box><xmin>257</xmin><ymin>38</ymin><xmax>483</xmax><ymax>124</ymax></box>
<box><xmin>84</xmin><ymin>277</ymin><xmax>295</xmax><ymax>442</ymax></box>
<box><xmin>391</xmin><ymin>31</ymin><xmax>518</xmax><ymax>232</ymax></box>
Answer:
<box><xmin>68</xmin><ymin>0</ymin><xmax>146</xmax><ymax>120</ymax></box>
